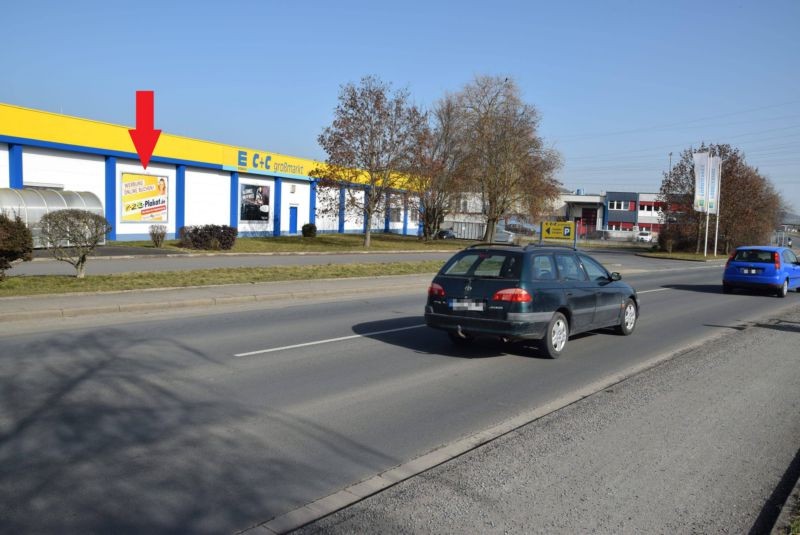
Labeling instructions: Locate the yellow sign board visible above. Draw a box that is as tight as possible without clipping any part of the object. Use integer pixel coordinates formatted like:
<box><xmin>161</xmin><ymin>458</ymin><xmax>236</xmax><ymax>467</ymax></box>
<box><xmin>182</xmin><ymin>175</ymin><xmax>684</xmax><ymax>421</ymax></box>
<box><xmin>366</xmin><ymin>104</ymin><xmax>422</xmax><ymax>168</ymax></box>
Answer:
<box><xmin>541</xmin><ymin>221</ymin><xmax>575</xmax><ymax>240</ymax></box>
<box><xmin>121</xmin><ymin>173</ymin><xmax>168</xmax><ymax>222</ymax></box>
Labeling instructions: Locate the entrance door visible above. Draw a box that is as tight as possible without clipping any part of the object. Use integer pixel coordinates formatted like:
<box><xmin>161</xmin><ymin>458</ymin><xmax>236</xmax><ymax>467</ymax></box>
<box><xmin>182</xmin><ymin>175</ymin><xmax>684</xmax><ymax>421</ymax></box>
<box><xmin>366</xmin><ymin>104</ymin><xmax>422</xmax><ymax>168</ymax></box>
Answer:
<box><xmin>289</xmin><ymin>206</ymin><xmax>298</xmax><ymax>234</ymax></box>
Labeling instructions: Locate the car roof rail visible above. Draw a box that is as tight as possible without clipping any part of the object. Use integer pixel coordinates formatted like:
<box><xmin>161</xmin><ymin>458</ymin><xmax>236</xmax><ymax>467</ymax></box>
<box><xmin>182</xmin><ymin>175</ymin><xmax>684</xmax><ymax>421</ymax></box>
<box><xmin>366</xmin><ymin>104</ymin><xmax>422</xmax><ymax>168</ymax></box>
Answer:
<box><xmin>523</xmin><ymin>243</ymin><xmax>578</xmax><ymax>251</ymax></box>
<box><xmin>467</xmin><ymin>242</ymin><xmax>522</xmax><ymax>249</ymax></box>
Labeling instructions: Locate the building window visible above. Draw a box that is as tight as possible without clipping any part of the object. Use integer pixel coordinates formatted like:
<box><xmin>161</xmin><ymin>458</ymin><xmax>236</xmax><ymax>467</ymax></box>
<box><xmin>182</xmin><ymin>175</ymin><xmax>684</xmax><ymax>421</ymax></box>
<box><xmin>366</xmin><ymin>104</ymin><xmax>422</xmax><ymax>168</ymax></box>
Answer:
<box><xmin>609</xmin><ymin>200</ymin><xmax>634</xmax><ymax>210</ymax></box>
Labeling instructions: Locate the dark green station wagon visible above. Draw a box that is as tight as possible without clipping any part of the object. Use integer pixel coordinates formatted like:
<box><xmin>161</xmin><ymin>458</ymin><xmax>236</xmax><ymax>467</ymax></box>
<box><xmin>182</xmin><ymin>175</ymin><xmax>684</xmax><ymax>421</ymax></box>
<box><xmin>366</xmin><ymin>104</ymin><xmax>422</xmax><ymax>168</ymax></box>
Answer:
<box><xmin>425</xmin><ymin>244</ymin><xmax>639</xmax><ymax>358</ymax></box>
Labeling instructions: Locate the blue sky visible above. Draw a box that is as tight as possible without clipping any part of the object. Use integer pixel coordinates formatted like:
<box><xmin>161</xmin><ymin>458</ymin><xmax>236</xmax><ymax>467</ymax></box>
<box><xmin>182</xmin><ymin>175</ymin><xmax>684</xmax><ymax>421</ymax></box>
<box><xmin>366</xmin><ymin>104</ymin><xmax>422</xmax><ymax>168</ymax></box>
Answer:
<box><xmin>3</xmin><ymin>0</ymin><xmax>799</xmax><ymax>210</ymax></box>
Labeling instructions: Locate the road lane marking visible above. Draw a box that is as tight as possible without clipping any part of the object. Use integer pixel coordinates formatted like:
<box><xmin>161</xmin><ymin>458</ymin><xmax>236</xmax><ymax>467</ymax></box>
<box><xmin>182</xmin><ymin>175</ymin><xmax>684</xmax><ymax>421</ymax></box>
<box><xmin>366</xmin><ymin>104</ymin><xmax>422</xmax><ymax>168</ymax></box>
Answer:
<box><xmin>234</xmin><ymin>324</ymin><xmax>426</xmax><ymax>357</ymax></box>
<box><xmin>638</xmin><ymin>288</ymin><xmax>672</xmax><ymax>294</ymax></box>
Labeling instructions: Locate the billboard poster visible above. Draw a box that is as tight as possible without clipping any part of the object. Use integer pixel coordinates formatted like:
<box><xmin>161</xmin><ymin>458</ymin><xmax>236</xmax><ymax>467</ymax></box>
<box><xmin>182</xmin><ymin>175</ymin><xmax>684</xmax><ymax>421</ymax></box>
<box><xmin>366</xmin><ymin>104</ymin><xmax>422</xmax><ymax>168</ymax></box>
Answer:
<box><xmin>693</xmin><ymin>152</ymin><xmax>708</xmax><ymax>212</ymax></box>
<box><xmin>240</xmin><ymin>184</ymin><xmax>271</xmax><ymax>221</ymax></box>
<box><xmin>121</xmin><ymin>173</ymin><xmax>168</xmax><ymax>222</ymax></box>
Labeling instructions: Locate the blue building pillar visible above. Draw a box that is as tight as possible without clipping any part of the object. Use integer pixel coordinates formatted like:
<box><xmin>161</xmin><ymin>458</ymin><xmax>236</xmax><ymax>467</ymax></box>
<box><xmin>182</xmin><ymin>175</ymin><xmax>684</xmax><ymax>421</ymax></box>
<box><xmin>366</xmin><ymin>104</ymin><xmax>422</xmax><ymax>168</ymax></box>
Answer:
<box><xmin>104</xmin><ymin>156</ymin><xmax>117</xmax><ymax>240</ymax></box>
<box><xmin>338</xmin><ymin>186</ymin><xmax>346</xmax><ymax>233</ymax></box>
<box><xmin>229</xmin><ymin>172</ymin><xmax>239</xmax><ymax>229</ymax></box>
<box><xmin>309</xmin><ymin>180</ymin><xmax>317</xmax><ymax>226</ymax></box>
<box><xmin>273</xmin><ymin>177</ymin><xmax>283</xmax><ymax>237</ymax></box>
<box><xmin>384</xmin><ymin>193</ymin><xmax>391</xmax><ymax>233</ymax></box>
<box><xmin>9</xmin><ymin>144</ymin><xmax>23</xmax><ymax>189</ymax></box>
<box><xmin>175</xmin><ymin>165</ymin><xmax>186</xmax><ymax>239</ymax></box>
<box><xmin>402</xmin><ymin>194</ymin><xmax>409</xmax><ymax>236</ymax></box>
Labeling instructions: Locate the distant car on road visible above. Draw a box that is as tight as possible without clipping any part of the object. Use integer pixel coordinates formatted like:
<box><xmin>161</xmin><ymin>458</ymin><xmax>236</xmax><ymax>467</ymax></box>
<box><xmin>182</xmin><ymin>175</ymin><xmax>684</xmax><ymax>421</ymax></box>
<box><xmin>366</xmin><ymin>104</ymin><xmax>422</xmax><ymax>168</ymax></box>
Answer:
<box><xmin>425</xmin><ymin>244</ymin><xmax>639</xmax><ymax>358</ymax></box>
<box><xmin>722</xmin><ymin>246</ymin><xmax>800</xmax><ymax>297</ymax></box>
<box><xmin>636</xmin><ymin>231</ymin><xmax>654</xmax><ymax>243</ymax></box>
<box><xmin>437</xmin><ymin>229</ymin><xmax>457</xmax><ymax>240</ymax></box>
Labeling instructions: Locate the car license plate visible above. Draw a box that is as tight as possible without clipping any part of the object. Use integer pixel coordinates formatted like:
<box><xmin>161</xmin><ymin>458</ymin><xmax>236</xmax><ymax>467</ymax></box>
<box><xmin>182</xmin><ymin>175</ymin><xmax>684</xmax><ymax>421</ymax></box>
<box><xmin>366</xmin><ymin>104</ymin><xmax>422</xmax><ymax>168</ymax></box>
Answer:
<box><xmin>450</xmin><ymin>299</ymin><xmax>485</xmax><ymax>311</ymax></box>
<box><xmin>740</xmin><ymin>268</ymin><xmax>760</xmax><ymax>274</ymax></box>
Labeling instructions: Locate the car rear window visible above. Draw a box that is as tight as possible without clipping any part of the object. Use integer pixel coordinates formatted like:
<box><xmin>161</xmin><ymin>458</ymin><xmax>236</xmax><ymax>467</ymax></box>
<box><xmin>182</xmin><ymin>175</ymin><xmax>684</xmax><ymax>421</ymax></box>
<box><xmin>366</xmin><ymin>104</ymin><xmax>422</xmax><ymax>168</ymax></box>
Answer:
<box><xmin>442</xmin><ymin>251</ymin><xmax>522</xmax><ymax>279</ymax></box>
<box><xmin>733</xmin><ymin>250</ymin><xmax>774</xmax><ymax>263</ymax></box>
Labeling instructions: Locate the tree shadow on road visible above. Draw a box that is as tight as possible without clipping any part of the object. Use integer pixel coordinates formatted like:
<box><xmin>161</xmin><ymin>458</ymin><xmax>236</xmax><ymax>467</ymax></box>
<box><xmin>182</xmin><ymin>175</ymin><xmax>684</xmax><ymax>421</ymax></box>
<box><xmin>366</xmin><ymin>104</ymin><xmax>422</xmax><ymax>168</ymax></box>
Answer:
<box><xmin>0</xmin><ymin>328</ymin><xmax>398</xmax><ymax>534</ymax></box>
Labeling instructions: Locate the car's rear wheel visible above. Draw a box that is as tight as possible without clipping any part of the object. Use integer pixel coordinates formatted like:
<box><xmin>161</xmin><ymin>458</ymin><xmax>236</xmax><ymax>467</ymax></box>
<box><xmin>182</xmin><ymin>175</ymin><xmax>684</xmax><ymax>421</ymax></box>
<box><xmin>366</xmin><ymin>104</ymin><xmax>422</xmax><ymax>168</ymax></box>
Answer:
<box><xmin>777</xmin><ymin>279</ymin><xmax>789</xmax><ymax>298</ymax></box>
<box><xmin>541</xmin><ymin>312</ymin><xmax>568</xmax><ymax>359</ymax></box>
<box><xmin>615</xmin><ymin>299</ymin><xmax>637</xmax><ymax>335</ymax></box>
<box><xmin>722</xmin><ymin>283</ymin><xmax>733</xmax><ymax>294</ymax></box>
<box><xmin>448</xmin><ymin>331</ymin><xmax>474</xmax><ymax>345</ymax></box>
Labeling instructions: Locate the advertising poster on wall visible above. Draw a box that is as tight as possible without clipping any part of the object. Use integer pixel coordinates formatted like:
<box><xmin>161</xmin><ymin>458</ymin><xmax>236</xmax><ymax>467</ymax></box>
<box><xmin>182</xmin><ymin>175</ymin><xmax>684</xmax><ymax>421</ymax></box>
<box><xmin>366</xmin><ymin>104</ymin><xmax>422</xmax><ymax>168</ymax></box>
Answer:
<box><xmin>121</xmin><ymin>173</ymin><xmax>168</xmax><ymax>222</ymax></box>
<box><xmin>240</xmin><ymin>184</ymin><xmax>271</xmax><ymax>221</ymax></box>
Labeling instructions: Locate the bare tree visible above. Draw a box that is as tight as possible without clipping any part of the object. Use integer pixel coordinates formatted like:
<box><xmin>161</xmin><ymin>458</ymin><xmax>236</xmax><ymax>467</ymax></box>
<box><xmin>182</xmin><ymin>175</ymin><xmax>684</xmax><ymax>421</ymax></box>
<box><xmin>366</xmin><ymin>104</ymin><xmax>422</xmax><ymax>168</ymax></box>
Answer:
<box><xmin>39</xmin><ymin>209</ymin><xmax>112</xmax><ymax>278</ymax></box>
<box><xmin>404</xmin><ymin>94</ymin><xmax>467</xmax><ymax>240</ymax></box>
<box><xmin>312</xmin><ymin>76</ymin><xmax>426</xmax><ymax>247</ymax></box>
<box><xmin>455</xmin><ymin>76</ymin><xmax>561</xmax><ymax>241</ymax></box>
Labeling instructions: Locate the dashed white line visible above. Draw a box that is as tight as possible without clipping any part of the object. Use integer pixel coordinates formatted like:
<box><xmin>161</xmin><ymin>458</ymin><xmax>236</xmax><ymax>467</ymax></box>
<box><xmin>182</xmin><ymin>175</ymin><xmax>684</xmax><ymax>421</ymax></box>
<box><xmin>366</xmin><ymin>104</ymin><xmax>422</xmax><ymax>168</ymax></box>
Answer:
<box><xmin>234</xmin><ymin>324</ymin><xmax>426</xmax><ymax>357</ymax></box>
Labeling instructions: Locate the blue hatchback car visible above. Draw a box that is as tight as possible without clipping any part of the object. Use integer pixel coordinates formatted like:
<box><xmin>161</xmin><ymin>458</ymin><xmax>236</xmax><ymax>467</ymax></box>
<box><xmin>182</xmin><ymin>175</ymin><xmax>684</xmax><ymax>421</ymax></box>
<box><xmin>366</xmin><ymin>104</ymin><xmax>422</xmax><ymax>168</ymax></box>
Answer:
<box><xmin>722</xmin><ymin>246</ymin><xmax>800</xmax><ymax>297</ymax></box>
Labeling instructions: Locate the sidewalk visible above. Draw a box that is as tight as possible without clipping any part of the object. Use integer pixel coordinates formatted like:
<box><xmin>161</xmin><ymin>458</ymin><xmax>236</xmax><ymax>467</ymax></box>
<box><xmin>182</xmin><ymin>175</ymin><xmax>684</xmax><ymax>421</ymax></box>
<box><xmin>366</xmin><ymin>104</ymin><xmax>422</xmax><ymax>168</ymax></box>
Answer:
<box><xmin>0</xmin><ymin>274</ymin><xmax>434</xmax><ymax>323</ymax></box>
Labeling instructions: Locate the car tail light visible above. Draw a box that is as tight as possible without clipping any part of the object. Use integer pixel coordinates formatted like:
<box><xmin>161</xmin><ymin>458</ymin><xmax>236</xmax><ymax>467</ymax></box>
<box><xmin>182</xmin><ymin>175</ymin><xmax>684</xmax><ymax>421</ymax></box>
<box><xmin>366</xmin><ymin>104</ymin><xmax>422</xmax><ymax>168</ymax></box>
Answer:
<box><xmin>492</xmin><ymin>288</ymin><xmax>532</xmax><ymax>302</ymax></box>
<box><xmin>774</xmin><ymin>252</ymin><xmax>781</xmax><ymax>271</ymax></box>
<box><xmin>428</xmin><ymin>282</ymin><xmax>445</xmax><ymax>298</ymax></box>
<box><xmin>725</xmin><ymin>252</ymin><xmax>735</xmax><ymax>268</ymax></box>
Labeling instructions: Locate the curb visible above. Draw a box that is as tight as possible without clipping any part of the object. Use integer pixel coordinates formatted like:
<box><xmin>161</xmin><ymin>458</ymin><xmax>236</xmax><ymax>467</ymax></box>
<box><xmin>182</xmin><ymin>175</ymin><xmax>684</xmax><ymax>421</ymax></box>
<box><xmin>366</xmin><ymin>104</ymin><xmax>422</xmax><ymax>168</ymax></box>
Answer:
<box><xmin>771</xmin><ymin>465</ymin><xmax>800</xmax><ymax>534</ymax></box>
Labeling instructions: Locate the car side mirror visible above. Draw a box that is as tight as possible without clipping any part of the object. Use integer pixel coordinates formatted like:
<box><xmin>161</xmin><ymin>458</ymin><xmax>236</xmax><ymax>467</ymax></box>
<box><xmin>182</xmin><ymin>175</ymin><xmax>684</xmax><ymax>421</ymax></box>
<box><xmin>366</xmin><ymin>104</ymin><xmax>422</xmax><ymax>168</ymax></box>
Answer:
<box><xmin>610</xmin><ymin>272</ymin><xmax>622</xmax><ymax>281</ymax></box>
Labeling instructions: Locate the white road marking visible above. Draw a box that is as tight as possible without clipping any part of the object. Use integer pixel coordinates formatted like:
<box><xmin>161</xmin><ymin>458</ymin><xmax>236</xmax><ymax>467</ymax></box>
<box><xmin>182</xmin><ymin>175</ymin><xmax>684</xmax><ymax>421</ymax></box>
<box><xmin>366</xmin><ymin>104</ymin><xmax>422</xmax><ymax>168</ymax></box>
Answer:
<box><xmin>236</xmin><ymin>287</ymin><xmax>676</xmax><ymax>357</ymax></box>
<box><xmin>234</xmin><ymin>324</ymin><xmax>426</xmax><ymax>357</ymax></box>
<box><xmin>638</xmin><ymin>288</ymin><xmax>672</xmax><ymax>294</ymax></box>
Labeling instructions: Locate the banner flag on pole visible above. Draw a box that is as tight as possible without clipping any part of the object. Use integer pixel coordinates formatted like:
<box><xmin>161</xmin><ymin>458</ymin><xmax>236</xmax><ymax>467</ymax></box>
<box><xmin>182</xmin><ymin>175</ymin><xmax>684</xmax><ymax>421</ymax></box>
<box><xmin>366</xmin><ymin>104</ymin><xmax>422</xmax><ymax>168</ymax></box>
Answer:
<box><xmin>693</xmin><ymin>152</ymin><xmax>709</xmax><ymax>213</ymax></box>
<box><xmin>707</xmin><ymin>155</ymin><xmax>721</xmax><ymax>214</ymax></box>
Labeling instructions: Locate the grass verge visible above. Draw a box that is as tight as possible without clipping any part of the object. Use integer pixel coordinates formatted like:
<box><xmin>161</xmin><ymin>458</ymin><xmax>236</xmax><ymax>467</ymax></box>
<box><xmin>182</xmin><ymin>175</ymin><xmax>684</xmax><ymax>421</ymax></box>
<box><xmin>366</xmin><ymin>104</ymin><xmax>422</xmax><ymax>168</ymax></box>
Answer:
<box><xmin>637</xmin><ymin>251</ymin><xmax>726</xmax><ymax>262</ymax></box>
<box><xmin>108</xmin><ymin>233</ymin><xmax>469</xmax><ymax>253</ymax></box>
<box><xmin>0</xmin><ymin>260</ymin><xmax>445</xmax><ymax>297</ymax></box>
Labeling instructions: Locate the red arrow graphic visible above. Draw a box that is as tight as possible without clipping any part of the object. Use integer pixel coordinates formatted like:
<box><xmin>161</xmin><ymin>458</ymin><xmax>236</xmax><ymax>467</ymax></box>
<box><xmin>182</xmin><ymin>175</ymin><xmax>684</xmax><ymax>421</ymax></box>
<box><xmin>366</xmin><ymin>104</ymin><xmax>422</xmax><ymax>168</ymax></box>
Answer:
<box><xmin>128</xmin><ymin>90</ymin><xmax>162</xmax><ymax>169</ymax></box>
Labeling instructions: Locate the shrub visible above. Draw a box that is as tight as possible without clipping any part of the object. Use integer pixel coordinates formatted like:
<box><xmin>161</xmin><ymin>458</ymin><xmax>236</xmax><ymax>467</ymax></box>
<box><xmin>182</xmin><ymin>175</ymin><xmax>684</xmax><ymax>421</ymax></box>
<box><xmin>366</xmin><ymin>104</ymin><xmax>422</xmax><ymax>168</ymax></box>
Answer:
<box><xmin>0</xmin><ymin>212</ymin><xmax>34</xmax><ymax>281</ymax></box>
<box><xmin>39</xmin><ymin>209</ymin><xmax>112</xmax><ymax>278</ymax></box>
<box><xmin>657</xmin><ymin>224</ymin><xmax>693</xmax><ymax>253</ymax></box>
<box><xmin>149</xmin><ymin>224</ymin><xmax>167</xmax><ymax>248</ymax></box>
<box><xmin>178</xmin><ymin>225</ymin><xmax>237</xmax><ymax>250</ymax></box>
<box><xmin>302</xmin><ymin>223</ymin><xmax>317</xmax><ymax>238</ymax></box>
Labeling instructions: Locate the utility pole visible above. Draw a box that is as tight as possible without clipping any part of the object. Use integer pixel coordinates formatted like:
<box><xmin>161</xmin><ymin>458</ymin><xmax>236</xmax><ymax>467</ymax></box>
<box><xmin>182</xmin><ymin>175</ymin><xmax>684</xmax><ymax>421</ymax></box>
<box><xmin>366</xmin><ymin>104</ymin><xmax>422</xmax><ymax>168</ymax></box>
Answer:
<box><xmin>668</xmin><ymin>152</ymin><xmax>673</xmax><ymax>178</ymax></box>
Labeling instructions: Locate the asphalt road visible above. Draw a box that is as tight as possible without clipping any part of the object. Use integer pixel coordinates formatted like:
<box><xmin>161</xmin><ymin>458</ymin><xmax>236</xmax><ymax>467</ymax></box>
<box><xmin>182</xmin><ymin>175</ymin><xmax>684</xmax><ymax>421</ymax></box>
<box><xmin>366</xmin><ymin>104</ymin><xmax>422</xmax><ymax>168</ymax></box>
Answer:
<box><xmin>1</xmin><ymin>263</ymin><xmax>798</xmax><ymax>533</ymax></box>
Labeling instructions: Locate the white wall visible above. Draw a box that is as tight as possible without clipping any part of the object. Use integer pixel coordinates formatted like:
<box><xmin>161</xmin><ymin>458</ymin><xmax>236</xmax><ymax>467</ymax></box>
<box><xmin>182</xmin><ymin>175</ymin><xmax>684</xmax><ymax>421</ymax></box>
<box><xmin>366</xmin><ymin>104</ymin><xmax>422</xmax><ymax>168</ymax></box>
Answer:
<box><xmin>115</xmin><ymin>159</ymin><xmax>177</xmax><ymax>238</ymax></box>
<box><xmin>315</xmin><ymin>186</ymin><xmax>340</xmax><ymax>232</ymax></box>
<box><xmin>282</xmin><ymin>179</ymin><xmax>311</xmax><ymax>234</ymax></box>
<box><xmin>344</xmin><ymin>189</ymin><xmax>365</xmax><ymax>232</ymax></box>
<box><xmin>185</xmin><ymin>169</ymin><xmax>230</xmax><ymax>226</ymax></box>
<box><xmin>238</xmin><ymin>173</ymin><xmax>275</xmax><ymax>235</ymax></box>
<box><xmin>0</xmin><ymin>144</ymin><xmax>8</xmax><ymax>189</ymax></box>
<box><xmin>22</xmin><ymin>147</ymin><xmax>104</xmax><ymax>198</ymax></box>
